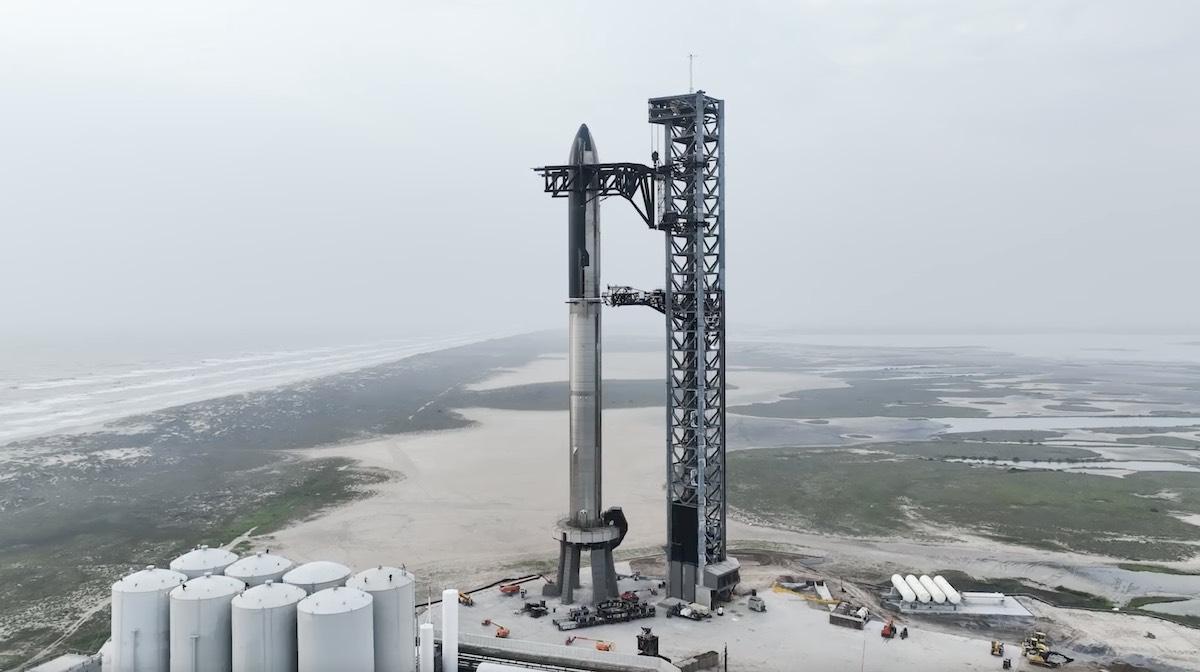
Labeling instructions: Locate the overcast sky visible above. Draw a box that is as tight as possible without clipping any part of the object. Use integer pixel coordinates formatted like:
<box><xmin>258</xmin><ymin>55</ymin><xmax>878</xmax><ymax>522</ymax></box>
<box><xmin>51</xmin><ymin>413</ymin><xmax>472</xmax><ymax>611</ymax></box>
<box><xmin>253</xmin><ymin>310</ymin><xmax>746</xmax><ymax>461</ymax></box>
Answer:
<box><xmin>2</xmin><ymin>0</ymin><xmax>1197</xmax><ymax>346</ymax></box>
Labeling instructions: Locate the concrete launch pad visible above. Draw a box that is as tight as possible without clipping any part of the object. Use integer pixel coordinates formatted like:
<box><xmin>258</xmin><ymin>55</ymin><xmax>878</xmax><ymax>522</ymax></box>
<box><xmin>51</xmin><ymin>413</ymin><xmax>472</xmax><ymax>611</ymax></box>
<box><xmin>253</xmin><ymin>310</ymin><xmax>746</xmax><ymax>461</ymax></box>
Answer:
<box><xmin>426</xmin><ymin>565</ymin><xmax>1043</xmax><ymax>672</ymax></box>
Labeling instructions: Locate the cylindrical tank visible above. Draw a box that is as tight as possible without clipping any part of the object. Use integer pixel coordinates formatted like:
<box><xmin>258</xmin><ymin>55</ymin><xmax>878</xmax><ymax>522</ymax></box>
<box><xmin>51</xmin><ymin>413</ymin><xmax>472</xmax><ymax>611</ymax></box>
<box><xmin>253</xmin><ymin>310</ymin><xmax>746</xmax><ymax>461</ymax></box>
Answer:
<box><xmin>283</xmin><ymin>561</ymin><xmax>351</xmax><ymax>593</ymax></box>
<box><xmin>418</xmin><ymin>623</ymin><xmax>434</xmax><ymax>672</ymax></box>
<box><xmin>441</xmin><ymin>589</ymin><xmax>458</xmax><ymax>672</ymax></box>
<box><xmin>297</xmin><ymin>586</ymin><xmax>374</xmax><ymax>672</ymax></box>
<box><xmin>933</xmin><ymin>575</ymin><xmax>962</xmax><ymax>605</ymax></box>
<box><xmin>904</xmin><ymin>574</ymin><xmax>931</xmax><ymax>603</ymax></box>
<box><xmin>346</xmin><ymin>566</ymin><xmax>416</xmax><ymax>672</ymax></box>
<box><xmin>231</xmin><ymin>581</ymin><xmax>306</xmax><ymax>672</ymax></box>
<box><xmin>225</xmin><ymin>551</ymin><xmax>294</xmax><ymax>587</ymax></box>
<box><xmin>171</xmin><ymin>545</ymin><xmax>239</xmax><ymax>579</ymax></box>
<box><xmin>169</xmin><ymin>574</ymin><xmax>245</xmax><ymax>672</ymax></box>
<box><xmin>889</xmin><ymin>574</ymin><xmax>916</xmax><ymax>603</ymax></box>
<box><xmin>918</xmin><ymin>575</ymin><xmax>947</xmax><ymax>603</ymax></box>
<box><xmin>111</xmin><ymin>565</ymin><xmax>188</xmax><ymax>672</ymax></box>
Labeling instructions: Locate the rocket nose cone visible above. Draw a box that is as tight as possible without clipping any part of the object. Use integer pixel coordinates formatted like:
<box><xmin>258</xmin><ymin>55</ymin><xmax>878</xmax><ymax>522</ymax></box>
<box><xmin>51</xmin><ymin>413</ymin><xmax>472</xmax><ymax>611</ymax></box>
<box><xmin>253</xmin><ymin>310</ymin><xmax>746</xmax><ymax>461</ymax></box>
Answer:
<box><xmin>568</xmin><ymin>123</ymin><xmax>598</xmax><ymax>164</ymax></box>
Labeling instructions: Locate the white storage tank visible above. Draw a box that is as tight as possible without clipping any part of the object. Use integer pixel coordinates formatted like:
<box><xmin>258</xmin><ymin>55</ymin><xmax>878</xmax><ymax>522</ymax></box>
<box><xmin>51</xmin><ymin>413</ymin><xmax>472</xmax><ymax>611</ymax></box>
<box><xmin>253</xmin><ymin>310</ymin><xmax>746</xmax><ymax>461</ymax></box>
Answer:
<box><xmin>225</xmin><ymin>551</ymin><xmax>294</xmax><ymax>587</ymax></box>
<box><xmin>283</xmin><ymin>561</ymin><xmax>351</xmax><ymax>593</ymax></box>
<box><xmin>934</xmin><ymin>575</ymin><xmax>962</xmax><ymax>605</ymax></box>
<box><xmin>347</xmin><ymin>566</ymin><xmax>416</xmax><ymax>672</ymax></box>
<box><xmin>297</xmin><ymin>586</ymin><xmax>374</xmax><ymax>672</ymax></box>
<box><xmin>232</xmin><ymin>580</ymin><xmax>307</xmax><ymax>672</ymax></box>
<box><xmin>904</xmin><ymin>574</ymin><xmax>931</xmax><ymax>603</ymax></box>
<box><xmin>169</xmin><ymin>573</ymin><xmax>245</xmax><ymax>672</ymax></box>
<box><xmin>889</xmin><ymin>573</ymin><xmax>916</xmax><ymax>603</ymax></box>
<box><xmin>111</xmin><ymin>565</ymin><xmax>187</xmax><ymax>672</ymax></box>
<box><xmin>919</xmin><ymin>575</ymin><xmax>947</xmax><ymax>604</ymax></box>
<box><xmin>171</xmin><ymin>545</ymin><xmax>240</xmax><ymax>579</ymax></box>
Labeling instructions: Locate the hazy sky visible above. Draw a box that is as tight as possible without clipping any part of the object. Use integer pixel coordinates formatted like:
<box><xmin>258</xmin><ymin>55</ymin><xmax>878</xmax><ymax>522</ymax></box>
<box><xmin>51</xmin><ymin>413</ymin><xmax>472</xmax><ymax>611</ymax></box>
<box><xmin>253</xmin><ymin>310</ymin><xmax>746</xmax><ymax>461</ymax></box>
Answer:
<box><xmin>2</xmin><ymin>0</ymin><xmax>1197</xmax><ymax>344</ymax></box>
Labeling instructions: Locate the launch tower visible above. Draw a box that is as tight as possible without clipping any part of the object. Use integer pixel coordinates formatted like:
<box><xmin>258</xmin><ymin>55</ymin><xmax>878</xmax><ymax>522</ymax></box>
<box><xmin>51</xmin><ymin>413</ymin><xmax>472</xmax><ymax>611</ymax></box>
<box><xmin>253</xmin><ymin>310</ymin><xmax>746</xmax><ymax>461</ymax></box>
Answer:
<box><xmin>536</xmin><ymin>91</ymin><xmax>736</xmax><ymax>606</ymax></box>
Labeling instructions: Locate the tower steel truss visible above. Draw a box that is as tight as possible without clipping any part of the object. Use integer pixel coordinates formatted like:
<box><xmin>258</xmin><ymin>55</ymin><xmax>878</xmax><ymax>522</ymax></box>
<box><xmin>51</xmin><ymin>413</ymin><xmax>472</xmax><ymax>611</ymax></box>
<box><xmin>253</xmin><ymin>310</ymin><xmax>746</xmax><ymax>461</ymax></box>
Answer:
<box><xmin>649</xmin><ymin>92</ymin><xmax>737</xmax><ymax>603</ymax></box>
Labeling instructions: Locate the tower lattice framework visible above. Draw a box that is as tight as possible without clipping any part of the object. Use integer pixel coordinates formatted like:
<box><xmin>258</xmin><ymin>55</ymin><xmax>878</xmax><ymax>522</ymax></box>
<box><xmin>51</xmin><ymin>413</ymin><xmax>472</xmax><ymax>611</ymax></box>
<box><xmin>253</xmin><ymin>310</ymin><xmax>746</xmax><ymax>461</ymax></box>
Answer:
<box><xmin>650</xmin><ymin>92</ymin><xmax>736</xmax><ymax>603</ymax></box>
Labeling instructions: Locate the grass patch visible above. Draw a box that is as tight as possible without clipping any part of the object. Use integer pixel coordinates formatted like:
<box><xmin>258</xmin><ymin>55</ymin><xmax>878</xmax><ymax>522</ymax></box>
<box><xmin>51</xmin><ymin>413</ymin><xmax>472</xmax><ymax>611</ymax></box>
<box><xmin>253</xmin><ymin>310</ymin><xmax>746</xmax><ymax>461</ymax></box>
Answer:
<box><xmin>889</xmin><ymin>440</ymin><xmax>1101</xmax><ymax>462</ymax></box>
<box><xmin>62</xmin><ymin>609</ymin><xmax>110</xmax><ymax>657</ymax></box>
<box><xmin>1126</xmin><ymin>595</ymin><xmax>1189</xmax><ymax>609</ymax></box>
<box><xmin>205</xmin><ymin>458</ymin><xmax>387</xmax><ymax>543</ymax></box>
<box><xmin>936</xmin><ymin>430</ymin><xmax>1066</xmax><ymax>443</ymax></box>
<box><xmin>729</xmin><ymin>376</ymin><xmax>990</xmax><ymax>419</ymax></box>
<box><xmin>1117</xmin><ymin>563</ymin><xmax>1200</xmax><ymax>576</ymax></box>
<box><xmin>730</xmin><ymin>446</ymin><xmax>1200</xmax><ymax>559</ymax></box>
<box><xmin>1122</xmin><ymin>436</ymin><xmax>1200</xmax><ymax>449</ymax></box>
<box><xmin>451</xmin><ymin>379</ymin><xmax>662</xmax><ymax>411</ymax></box>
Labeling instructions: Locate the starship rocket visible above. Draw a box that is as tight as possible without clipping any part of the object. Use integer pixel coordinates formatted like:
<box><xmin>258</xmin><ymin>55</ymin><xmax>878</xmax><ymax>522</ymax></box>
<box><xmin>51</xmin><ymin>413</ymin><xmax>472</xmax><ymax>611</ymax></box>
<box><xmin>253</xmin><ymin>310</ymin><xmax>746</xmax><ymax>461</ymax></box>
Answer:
<box><xmin>548</xmin><ymin>124</ymin><xmax>623</xmax><ymax>604</ymax></box>
<box><xmin>567</xmin><ymin>123</ymin><xmax>602</xmax><ymax>528</ymax></box>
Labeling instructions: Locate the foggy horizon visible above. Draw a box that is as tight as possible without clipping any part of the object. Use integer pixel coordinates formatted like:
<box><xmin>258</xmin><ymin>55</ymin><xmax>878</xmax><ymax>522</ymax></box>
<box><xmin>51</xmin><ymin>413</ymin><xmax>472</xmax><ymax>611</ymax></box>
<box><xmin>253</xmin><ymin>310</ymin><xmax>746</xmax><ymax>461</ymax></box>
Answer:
<box><xmin>3</xmin><ymin>0</ymin><xmax>1198</xmax><ymax>343</ymax></box>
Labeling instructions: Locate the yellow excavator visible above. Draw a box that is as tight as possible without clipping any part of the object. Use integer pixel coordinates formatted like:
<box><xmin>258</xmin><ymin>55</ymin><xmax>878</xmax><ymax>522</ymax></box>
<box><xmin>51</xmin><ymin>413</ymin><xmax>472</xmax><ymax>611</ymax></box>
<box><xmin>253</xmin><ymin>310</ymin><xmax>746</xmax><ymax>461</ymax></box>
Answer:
<box><xmin>1022</xmin><ymin>632</ymin><xmax>1075</xmax><ymax>668</ymax></box>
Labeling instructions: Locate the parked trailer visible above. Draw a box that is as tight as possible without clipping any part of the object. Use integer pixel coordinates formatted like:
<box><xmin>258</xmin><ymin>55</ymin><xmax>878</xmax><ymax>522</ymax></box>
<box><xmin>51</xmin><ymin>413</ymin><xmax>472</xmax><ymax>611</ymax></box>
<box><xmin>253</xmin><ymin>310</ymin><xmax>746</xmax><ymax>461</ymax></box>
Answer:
<box><xmin>829</xmin><ymin>602</ymin><xmax>867</xmax><ymax>630</ymax></box>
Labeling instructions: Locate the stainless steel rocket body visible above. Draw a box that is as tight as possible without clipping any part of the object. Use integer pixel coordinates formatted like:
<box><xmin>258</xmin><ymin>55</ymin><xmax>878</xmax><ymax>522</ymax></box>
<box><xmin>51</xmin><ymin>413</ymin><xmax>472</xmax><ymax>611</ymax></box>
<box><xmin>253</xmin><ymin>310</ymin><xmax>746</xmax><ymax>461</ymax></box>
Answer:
<box><xmin>567</xmin><ymin>124</ymin><xmax>602</xmax><ymax>528</ymax></box>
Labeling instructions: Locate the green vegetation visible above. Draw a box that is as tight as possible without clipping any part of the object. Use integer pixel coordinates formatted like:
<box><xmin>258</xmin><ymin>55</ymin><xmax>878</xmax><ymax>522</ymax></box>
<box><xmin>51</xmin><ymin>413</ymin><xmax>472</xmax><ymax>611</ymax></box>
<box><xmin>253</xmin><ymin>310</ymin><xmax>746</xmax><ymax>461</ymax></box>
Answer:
<box><xmin>1126</xmin><ymin>595</ymin><xmax>1189</xmax><ymax>609</ymax></box>
<box><xmin>62</xmin><ymin>611</ymin><xmax>110</xmax><ymax>660</ymax></box>
<box><xmin>206</xmin><ymin>458</ymin><xmax>388</xmax><ymax>544</ymax></box>
<box><xmin>1122</xmin><ymin>436</ymin><xmax>1200</xmax><ymax>449</ymax></box>
<box><xmin>451</xmin><ymin>379</ymin><xmax>662</xmax><ymax>411</ymax></box>
<box><xmin>934</xmin><ymin>571</ymin><xmax>1114</xmax><ymax>609</ymax></box>
<box><xmin>891</xmin><ymin>440</ymin><xmax>1101</xmax><ymax>461</ymax></box>
<box><xmin>729</xmin><ymin>445</ymin><xmax>1200</xmax><ymax>559</ymax></box>
<box><xmin>936</xmin><ymin>430</ymin><xmax>1065</xmax><ymax>443</ymax></box>
<box><xmin>1044</xmin><ymin>402</ymin><xmax>1113</xmax><ymax>413</ymax></box>
<box><xmin>1090</xmin><ymin>426</ymin><xmax>1200</xmax><ymax>435</ymax></box>
<box><xmin>728</xmin><ymin>376</ymin><xmax>991</xmax><ymax>419</ymax></box>
<box><xmin>1117</xmin><ymin>563</ymin><xmax>1200</xmax><ymax>575</ymax></box>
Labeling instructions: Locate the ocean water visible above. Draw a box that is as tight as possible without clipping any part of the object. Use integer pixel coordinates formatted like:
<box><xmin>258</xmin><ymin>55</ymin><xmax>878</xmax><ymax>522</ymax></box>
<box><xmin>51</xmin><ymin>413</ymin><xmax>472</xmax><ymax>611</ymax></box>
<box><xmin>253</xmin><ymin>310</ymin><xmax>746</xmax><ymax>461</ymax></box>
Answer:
<box><xmin>0</xmin><ymin>330</ymin><xmax>503</xmax><ymax>444</ymax></box>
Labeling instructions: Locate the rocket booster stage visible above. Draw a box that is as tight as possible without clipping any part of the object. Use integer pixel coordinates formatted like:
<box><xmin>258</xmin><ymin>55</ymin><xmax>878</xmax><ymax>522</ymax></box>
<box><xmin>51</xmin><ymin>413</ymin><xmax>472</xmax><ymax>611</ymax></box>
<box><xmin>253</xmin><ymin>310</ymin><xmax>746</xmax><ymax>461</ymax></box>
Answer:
<box><xmin>567</xmin><ymin>124</ymin><xmax>602</xmax><ymax>528</ymax></box>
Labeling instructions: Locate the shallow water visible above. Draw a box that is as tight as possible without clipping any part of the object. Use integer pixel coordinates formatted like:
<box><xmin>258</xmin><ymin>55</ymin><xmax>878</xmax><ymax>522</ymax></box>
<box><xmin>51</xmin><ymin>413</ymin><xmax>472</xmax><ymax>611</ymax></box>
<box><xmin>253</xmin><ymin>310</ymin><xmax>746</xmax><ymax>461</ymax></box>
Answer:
<box><xmin>932</xmin><ymin>416</ymin><xmax>1200</xmax><ymax>433</ymax></box>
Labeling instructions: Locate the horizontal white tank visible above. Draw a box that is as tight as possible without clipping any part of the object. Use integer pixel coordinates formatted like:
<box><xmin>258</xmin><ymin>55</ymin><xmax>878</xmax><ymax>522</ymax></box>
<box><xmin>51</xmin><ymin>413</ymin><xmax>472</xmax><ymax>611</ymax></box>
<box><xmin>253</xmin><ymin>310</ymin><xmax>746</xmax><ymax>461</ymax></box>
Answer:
<box><xmin>284</xmin><ymin>561</ymin><xmax>351</xmax><ymax>593</ymax></box>
<box><xmin>171</xmin><ymin>545</ymin><xmax>239</xmax><ymax>579</ymax></box>
<box><xmin>170</xmin><ymin>574</ymin><xmax>245</xmax><ymax>672</ymax></box>
<box><xmin>298</xmin><ymin>587</ymin><xmax>374</xmax><ymax>672</ymax></box>
<box><xmin>232</xmin><ymin>581</ymin><xmax>307</xmax><ymax>672</ymax></box>
<box><xmin>225</xmin><ymin>551</ymin><xmax>294</xmax><ymax>587</ymax></box>
<box><xmin>904</xmin><ymin>574</ymin><xmax>931</xmax><ymax>603</ymax></box>
<box><xmin>346</xmin><ymin>566</ymin><xmax>416</xmax><ymax>672</ymax></box>
<box><xmin>111</xmin><ymin>565</ymin><xmax>187</xmax><ymax>672</ymax></box>
<box><xmin>919</xmin><ymin>575</ymin><xmax>947</xmax><ymax>604</ymax></box>
<box><xmin>890</xmin><ymin>574</ymin><xmax>916</xmax><ymax>603</ymax></box>
<box><xmin>933</xmin><ymin>575</ymin><xmax>962</xmax><ymax>605</ymax></box>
